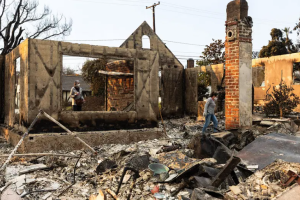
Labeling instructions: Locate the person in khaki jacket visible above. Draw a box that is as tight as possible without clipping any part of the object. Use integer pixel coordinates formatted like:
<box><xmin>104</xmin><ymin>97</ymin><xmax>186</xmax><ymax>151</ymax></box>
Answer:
<box><xmin>69</xmin><ymin>80</ymin><xmax>85</xmax><ymax>111</ymax></box>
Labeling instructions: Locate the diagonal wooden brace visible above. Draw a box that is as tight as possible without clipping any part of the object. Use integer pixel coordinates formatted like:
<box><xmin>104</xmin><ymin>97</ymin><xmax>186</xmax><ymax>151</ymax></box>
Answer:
<box><xmin>40</xmin><ymin>110</ymin><xmax>97</xmax><ymax>155</ymax></box>
<box><xmin>0</xmin><ymin>111</ymin><xmax>42</xmax><ymax>171</ymax></box>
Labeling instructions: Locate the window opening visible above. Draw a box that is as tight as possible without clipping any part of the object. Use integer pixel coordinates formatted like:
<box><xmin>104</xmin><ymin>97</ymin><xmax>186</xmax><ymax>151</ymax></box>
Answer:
<box><xmin>62</xmin><ymin>56</ymin><xmax>134</xmax><ymax>112</ymax></box>
<box><xmin>15</xmin><ymin>58</ymin><xmax>20</xmax><ymax>119</ymax></box>
<box><xmin>142</xmin><ymin>35</ymin><xmax>150</xmax><ymax>49</ymax></box>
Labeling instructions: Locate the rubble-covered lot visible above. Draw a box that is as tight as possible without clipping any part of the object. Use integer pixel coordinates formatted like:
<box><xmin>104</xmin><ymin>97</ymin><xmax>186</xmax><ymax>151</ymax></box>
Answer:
<box><xmin>1</xmin><ymin>116</ymin><xmax>300</xmax><ymax>200</ymax></box>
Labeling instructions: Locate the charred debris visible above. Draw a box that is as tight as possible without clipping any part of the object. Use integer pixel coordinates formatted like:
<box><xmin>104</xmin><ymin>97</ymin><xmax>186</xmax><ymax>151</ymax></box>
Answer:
<box><xmin>1</xmin><ymin>113</ymin><xmax>300</xmax><ymax>200</ymax></box>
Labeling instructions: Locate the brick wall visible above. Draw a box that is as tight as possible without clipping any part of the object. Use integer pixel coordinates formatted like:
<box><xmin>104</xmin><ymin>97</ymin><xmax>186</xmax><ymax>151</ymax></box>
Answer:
<box><xmin>225</xmin><ymin>0</ymin><xmax>252</xmax><ymax>130</ymax></box>
<box><xmin>225</xmin><ymin>26</ymin><xmax>240</xmax><ymax>129</ymax></box>
<box><xmin>106</xmin><ymin>60</ymin><xmax>134</xmax><ymax>111</ymax></box>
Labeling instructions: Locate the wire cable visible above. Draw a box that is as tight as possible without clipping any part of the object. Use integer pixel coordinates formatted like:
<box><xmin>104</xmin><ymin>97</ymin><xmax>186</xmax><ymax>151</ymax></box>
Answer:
<box><xmin>67</xmin><ymin>0</ymin><xmax>293</xmax><ymax>25</ymax></box>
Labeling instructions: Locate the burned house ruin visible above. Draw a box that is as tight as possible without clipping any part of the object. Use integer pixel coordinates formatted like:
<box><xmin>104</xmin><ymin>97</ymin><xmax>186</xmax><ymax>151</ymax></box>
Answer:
<box><xmin>0</xmin><ymin>1</ymin><xmax>254</xmax><ymax>152</ymax></box>
<box><xmin>2</xmin><ymin>0</ymin><xmax>300</xmax><ymax>199</ymax></box>
<box><xmin>0</xmin><ymin>0</ymin><xmax>298</xmax><ymax>153</ymax></box>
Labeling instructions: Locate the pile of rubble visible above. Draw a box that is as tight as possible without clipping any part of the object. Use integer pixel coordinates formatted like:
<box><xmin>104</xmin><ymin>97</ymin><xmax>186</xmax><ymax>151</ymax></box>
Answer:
<box><xmin>225</xmin><ymin>160</ymin><xmax>300</xmax><ymax>199</ymax></box>
<box><xmin>0</xmin><ymin>117</ymin><xmax>300</xmax><ymax>200</ymax></box>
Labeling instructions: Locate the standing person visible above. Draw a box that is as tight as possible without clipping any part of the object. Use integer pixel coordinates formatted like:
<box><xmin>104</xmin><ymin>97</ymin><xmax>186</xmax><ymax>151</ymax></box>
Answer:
<box><xmin>202</xmin><ymin>92</ymin><xmax>218</xmax><ymax>134</ymax></box>
<box><xmin>70</xmin><ymin>80</ymin><xmax>85</xmax><ymax>111</ymax></box>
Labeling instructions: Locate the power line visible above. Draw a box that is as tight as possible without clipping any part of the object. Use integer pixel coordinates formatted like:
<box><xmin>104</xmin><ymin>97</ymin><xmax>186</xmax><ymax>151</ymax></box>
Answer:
<box><xmin>67</xmin><ymin>0</ymin><xmax>293</xmax><ymax>25</ymax></box>
<box><xmin>163</xmin><ymin>40</ymin><xmax>206</xmax><ymax>46</ymax></box>
<box><xmin>61</xmin><ymin>39</ymin><xmax>262</xmax><ymax>53</ymax></box>
<box><xmin>64</xmin><ymin>39</ymin><xmax>125</xmax><ymax>42</ymax></box>
<box><xmin>63</xmin><ymin>38</ymin><xmax>207</xmax><ymax>46</ymax></box>
<box><xmin>161</xmin><ymin>2</ymin><xmax>292</xmax><ymax>24</ymax></box>
<box><xmin>162</xmin><ymin>2</ymin><xmax>225</xmax><ymax>16</ymax></box>
<box><xmin>70</xmin><ymin>0</ymin><xmax>145</xmax><ymax>7</ymax></box>
<box><xmin>160</xmin><ymin>1</ymin><xmax>293</xmax><ymax>24</ymax></box>
<box><xmin>159</xmin><ymin>8</ymin><xmax>225</xmax><ymax>20</ymax></box>
<box><xmin>160</xmin><ymin>8</ymin><xmax>292</xmax><ymax>25</ymax></box>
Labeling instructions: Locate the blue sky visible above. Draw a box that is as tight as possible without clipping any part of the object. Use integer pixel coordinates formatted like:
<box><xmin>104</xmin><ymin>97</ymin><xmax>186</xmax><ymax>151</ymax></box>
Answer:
<box><xmin>38</xmin><ymin>0</ymin><xmax>300</xmax><ymax>70</ymax></box>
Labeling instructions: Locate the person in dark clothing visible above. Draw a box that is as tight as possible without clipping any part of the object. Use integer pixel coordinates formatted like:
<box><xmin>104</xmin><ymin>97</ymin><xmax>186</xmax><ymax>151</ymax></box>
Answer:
<box><xmin>69</xmin><ymin>80</ymin><xmax>85</xmax><ymax>111</ymax></box>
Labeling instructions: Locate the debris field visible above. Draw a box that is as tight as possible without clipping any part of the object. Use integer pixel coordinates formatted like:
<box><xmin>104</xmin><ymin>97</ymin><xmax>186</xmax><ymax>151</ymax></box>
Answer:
<box><xmin>1</xmin><ymin>116</ymin><xmax>300</xmax><ymax>200</ymax></box>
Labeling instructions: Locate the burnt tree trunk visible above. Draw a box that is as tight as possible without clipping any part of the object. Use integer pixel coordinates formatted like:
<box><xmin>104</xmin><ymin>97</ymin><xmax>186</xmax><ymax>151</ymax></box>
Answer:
<box><xmin>0</xmin><ymin>57</ymin><xmax>5</xmax><ymax>123</ymax></box>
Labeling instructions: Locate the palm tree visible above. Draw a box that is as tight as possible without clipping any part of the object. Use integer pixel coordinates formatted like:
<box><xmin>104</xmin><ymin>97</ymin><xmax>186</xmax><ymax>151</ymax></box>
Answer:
<box><xmin>282</xmin><ymin>27</ymin><xmax>297</xmax><ymax>53</ymax></box>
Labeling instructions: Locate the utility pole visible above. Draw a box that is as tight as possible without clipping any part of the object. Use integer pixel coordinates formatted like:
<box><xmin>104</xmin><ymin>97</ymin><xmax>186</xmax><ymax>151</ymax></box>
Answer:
<box><xmin>146</xmin><ymin>2</ymin><xmax>160</xmax><ymax>33</ymax></box>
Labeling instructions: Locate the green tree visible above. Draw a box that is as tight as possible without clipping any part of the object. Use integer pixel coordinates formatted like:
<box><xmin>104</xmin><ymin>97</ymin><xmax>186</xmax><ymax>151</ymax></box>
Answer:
<box><xmin>264</xmin><ymin>80</ymin><xmax>300</xmax><ymax>118</ymax></box>
<box><xmin>294</xmin><ymin>18</ymin><xmax>300</xmax><ymax>35</ymax></box>
<box><xmin>196</xmin><ymin>39</ymin><xmax>225</xmax><ymax>88</ymax></box>
<box><xmin>197</xmin><ymin>39</ymin><xmax>225</xmax><ymax>66</ymax></box>
<box><xmin>259</xmin><ymin>28</ymin><xmax>297</xmax><ymax>58</ymax></box>
<box><xmin>294</xmin><ymin>18</ymin><xmax>300</xmax><ymax>48</ymax></box>
<box><xmin>197</xmin><ymin>72</ymin><xmax>211</xmax><ymax>101</ymax></box>
<box><xmin>62</xmin><ymin>67</ymin><xmax>76</xmax><ymax>75</ymax></box>
<box><xmin>81</xmin><ymin>58</ymin><xmax>107</xmax><ymax>96</ymax></box>
<box><xmin>282</xmin><ymin>27</ymin><xmax>298</xmax><ymax>53</ymax></box>
<box><xmin>0</xmin><ymin>0</ymin><xmax>72</xmax><ymax>55</ymax></box>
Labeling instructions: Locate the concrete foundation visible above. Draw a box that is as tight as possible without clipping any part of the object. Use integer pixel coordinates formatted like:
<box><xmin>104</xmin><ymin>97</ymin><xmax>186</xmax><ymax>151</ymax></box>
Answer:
<box><xmin>1</xmin><ymin>127</ymin><xmax>164</xmax><ymax>153</ymax></box>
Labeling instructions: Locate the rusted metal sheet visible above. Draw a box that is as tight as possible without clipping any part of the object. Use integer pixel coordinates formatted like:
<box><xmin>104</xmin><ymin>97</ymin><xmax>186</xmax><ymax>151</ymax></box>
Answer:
<box><xmin>282</xmin><ymin>170</ymin><xmax>300</xmax><ymax>187</ymax></box>
<box><xmin>237</xmin><ymin>133</ymin><xmax>300</xmax><ymax>170</ymax></box>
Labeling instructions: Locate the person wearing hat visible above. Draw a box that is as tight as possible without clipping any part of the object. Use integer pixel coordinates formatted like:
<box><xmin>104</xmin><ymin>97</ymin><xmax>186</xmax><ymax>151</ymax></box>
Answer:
<box><xmin>69</xmin><ymin>80</ymin><xmax>85</xmax><ymax>111</ymax></box>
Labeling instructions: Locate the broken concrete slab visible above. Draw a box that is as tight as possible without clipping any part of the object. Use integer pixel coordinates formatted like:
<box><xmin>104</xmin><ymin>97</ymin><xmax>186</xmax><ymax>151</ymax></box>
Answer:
<box><xmin>13</xmin><ymin>174</ymin><xmax>26</xmax><ymax>188</ymax></box>
<box><xmin>229</xmin><ymin>186</ymin><xmax>242</xmax><ymax>195</ymax></box>
<box><xmin>211</xmin><ymin>131</ymin><xmax>234</xmax><ymax>142</ymax></box>
<box><xmin>252</xmin><ymin>115</ymin><xmax>263</xmax><ymax>122</ymax></box>
<box><xmin>41</xmin><ymin>192</ymin><xmax>52</xmax><ymax>200</ymax></box>
<box><xmin>5</xmin><ymin>166</ymin><xmax>22</xmax><ymax>181</ymax></box>
<box><xmin>18</xmin><ymin>164</ymin><xmax>48</xmax><ymax>175</ymax></box>
<box><xmin>260</xmin><ymin>121</ymin><xmax>275</xmax><ymax>126</ymax></box>
<box><xmin>237</xmin><ymin>133</ymin><xmax>300</xmax><ymax>170</ymax></box>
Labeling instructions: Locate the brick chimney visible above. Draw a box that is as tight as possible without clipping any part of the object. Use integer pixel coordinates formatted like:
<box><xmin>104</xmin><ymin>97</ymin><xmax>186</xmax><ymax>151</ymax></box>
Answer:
<box><xmin>187</xmin><ymin>58</ymin><xmax>195</xmax><ymax>68</ymax></box>
<box><xmin>225</xmin><ymin>0</ymin><xmax>253</xmax><ymax>129</ymax></box>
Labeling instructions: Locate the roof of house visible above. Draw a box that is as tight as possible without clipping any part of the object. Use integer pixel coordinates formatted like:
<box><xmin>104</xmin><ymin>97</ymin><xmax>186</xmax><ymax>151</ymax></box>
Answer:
<box><xmin>62</xmin><ymin>75</ymin><xmax>91</xmax><ymax>92</ymax></box>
